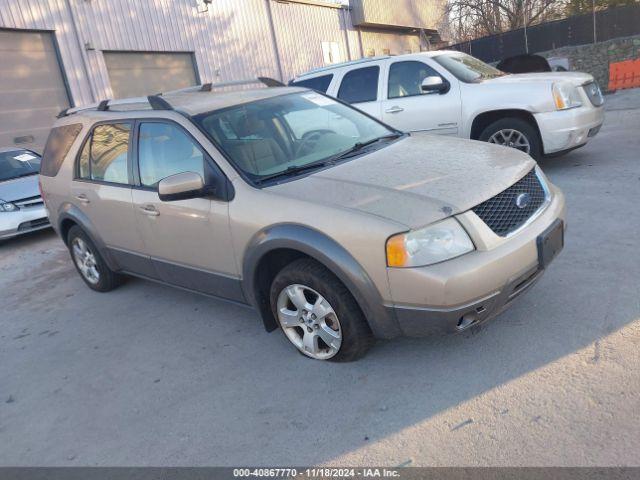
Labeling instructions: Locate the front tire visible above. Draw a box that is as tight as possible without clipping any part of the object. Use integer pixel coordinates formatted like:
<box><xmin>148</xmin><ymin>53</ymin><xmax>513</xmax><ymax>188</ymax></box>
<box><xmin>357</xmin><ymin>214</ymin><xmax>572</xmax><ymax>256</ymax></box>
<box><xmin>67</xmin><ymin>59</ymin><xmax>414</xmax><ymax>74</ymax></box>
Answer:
<box><xmin>479</xmin><ymin>117</ymin><xmax>542</xmax><ymax>160</ymax></box>
<box><xmin>67</xmin><ymin>226</ymin><xmax>123</xmax><ymax>292</ymax></box>
<box><xmin>270</xmin><ymin>259</ymin><xmax>374</xmax><ymax>362</ymax></box>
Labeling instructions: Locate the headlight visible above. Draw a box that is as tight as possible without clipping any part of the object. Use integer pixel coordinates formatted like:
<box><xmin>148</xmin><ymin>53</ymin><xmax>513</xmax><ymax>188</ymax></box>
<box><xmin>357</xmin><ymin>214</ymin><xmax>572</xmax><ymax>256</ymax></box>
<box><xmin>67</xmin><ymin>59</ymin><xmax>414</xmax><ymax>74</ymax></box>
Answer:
<box><xmin>552</xmin><ymin>82</ymin><xmax>582</xmax><ymax>110</ymax></box>
<box><xmin>0</xmin><ymin>200</ymin><xmax>18</xmax><ymax>212</ymax></box>
<box><xmin>386</xmin><ymin>217</ymin><xmax>474</xmax><ymax>267</ymax></box>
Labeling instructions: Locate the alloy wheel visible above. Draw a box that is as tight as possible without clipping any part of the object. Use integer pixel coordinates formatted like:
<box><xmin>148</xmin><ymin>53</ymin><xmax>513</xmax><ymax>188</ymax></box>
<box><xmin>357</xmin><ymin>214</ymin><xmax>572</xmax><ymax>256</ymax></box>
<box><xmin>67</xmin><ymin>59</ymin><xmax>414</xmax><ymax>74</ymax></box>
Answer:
<box><xmin>276</xmin><ymin>284</ymin><xmax>342</xmax><ymax>360</ymax></box>
<box><xmin>72</xmin><ymin>237</ymin><xmax>100</xmax><ymax>285</ymax></box>
<box><xmin>488</xmin><ymin>128</ymin><xmax>531</xmax><ymax>154</ymax></box>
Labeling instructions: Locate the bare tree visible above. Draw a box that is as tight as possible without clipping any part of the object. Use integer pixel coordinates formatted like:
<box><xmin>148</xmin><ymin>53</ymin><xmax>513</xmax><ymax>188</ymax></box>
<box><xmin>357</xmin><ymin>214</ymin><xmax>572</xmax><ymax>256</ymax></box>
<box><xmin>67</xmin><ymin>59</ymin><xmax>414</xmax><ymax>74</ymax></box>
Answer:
<box><xmin>444</xmin><ymin>0</ymin><xmax>567</xmax><ymax>43</ymax></box>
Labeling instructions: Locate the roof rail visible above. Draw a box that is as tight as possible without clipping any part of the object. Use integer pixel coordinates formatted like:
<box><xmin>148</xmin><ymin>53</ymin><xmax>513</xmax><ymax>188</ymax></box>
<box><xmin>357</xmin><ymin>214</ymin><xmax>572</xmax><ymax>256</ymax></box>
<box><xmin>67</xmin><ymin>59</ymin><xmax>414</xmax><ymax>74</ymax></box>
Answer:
<box><xmin>55</xmin><ymin>76</ymin><xmax>285</xmax><ymax>118</ymax></box>
<box><xmin>147</xmin><ymin>95</ymin><xmax>173</xmax><ymax>110</ymax></box>
<box><xmin>199</xmin><ymin>77</ymin><xmax>283</xmax><ymax>88</ymax></box>
<box><xmin>294</xmin><ymin>56</ymin><xmax>390</xmax><ymax>78</ymax></box>
<box><xmin>96</xmin><ymin>99</ymin><xmax>110</xmax><ymax>111</ymax></box>
<box><xmin>258</xmin><ymin>76</ymin><xmax>284</xmax><ymax>87</ymax></box>
<box><xmin>160</xmin><ymin>77</ymin><xmax>285</xmax><ymax>95</ymax></box>
<box><xmin>57</xmin><ymin>97</ymin><xmax>151</xmax><ymax>117</ymax></box>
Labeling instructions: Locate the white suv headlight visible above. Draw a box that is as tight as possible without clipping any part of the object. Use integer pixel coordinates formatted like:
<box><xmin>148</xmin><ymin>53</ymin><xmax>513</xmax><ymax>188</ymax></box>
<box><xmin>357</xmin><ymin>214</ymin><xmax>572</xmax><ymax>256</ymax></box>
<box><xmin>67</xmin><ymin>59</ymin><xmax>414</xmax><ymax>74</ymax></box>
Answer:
<box><xmin>0</xmin><ymin>200</ymin><xmax>18</xmax><ymax>212</ymax></box>
<box><xmin>552</xmin><ymin>82</ymin><xmax>582</xmax><ymax>110</ymax></box>
<box><xmin>386</xmin><ymin>217</ymin><xmax>474</xmax><ymax>267</ymax></box>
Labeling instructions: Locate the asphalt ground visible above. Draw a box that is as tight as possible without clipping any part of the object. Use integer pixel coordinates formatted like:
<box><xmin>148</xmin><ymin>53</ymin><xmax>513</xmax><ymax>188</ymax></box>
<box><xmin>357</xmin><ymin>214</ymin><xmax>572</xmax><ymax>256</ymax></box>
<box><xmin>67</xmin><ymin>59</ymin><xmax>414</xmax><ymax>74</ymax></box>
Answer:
<box><xmin>0</xmin><ymin>90</ymin><xmax>638</xmax><ymax>466</ymax></box>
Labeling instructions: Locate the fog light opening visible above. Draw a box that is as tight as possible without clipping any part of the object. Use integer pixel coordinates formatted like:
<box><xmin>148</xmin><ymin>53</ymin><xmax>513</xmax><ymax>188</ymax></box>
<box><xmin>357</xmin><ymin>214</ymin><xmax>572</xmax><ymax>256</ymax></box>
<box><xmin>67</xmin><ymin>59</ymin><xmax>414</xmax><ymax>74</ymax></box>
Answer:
<box><xmin>457</xmin><ymin>312</ymin><xmax>478</xmax><ymax>330</ymax></box>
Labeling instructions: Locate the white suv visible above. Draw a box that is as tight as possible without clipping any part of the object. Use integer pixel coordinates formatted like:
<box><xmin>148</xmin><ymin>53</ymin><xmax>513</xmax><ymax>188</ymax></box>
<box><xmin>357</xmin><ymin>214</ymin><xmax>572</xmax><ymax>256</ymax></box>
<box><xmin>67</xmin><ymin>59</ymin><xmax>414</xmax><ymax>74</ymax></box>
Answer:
<box><xmin>290</xmin><ymin>51</ymin><xmax>605</xmax><ymax>159</ymax></box>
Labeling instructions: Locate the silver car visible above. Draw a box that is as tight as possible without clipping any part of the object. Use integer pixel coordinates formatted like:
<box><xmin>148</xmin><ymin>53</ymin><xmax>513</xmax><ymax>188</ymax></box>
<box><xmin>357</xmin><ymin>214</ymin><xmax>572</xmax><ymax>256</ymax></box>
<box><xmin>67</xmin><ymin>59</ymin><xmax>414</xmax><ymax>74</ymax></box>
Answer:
<box><xmin>39</xmin><ymin>85</ymin><xmax>565</xmax><ymax>361</ymax></box>
<box><xmin>0</xmin><ymin>148</ymin><xmax>50</xmax><ymax>240</ymax></box>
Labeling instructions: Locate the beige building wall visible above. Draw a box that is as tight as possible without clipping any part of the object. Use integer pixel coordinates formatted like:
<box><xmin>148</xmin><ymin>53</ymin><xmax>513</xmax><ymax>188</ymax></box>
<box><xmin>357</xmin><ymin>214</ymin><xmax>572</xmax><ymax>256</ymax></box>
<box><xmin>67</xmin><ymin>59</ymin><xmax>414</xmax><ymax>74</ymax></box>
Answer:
<box><xmin>350</xmin><ymin>0</ymin><xmax>445</xmax><ymax>30</ymax></box>
<box><xmin>359</xmin><ymin>29</ymin><xmax>422</xmax><ymax>56</ymax></box>
<box><xmin>0</xmin><ymin>0</ymin><xmax>445</xmax><ymax>150</ymax></box>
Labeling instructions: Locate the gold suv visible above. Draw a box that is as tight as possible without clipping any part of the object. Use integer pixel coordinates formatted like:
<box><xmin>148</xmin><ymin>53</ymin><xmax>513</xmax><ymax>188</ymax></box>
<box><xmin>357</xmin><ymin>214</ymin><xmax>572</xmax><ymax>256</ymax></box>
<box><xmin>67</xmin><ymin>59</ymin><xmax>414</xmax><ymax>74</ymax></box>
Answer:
<box><xmin>39</xmin><ymin>83</ymin><xmax>565</xmax><ymax>361</ymax></box>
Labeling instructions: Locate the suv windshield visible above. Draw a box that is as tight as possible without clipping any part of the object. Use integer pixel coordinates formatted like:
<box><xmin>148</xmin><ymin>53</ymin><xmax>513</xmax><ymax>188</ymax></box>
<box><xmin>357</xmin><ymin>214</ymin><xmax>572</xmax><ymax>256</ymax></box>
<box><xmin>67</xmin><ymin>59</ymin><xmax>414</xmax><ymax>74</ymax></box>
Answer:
<box><xmin>193</xmin><ymin>91</ymin><xmax>397</xmax><ymax>184</ymax></box>
<box><xmin>0</xmin><ymin>150</ymin><xmax>41</xmax><ymax>182</ymax></box>
<box><xmin>433</xmin><ymin>52</ymin><xmax>505</xmax><ymax>83</ymax></box>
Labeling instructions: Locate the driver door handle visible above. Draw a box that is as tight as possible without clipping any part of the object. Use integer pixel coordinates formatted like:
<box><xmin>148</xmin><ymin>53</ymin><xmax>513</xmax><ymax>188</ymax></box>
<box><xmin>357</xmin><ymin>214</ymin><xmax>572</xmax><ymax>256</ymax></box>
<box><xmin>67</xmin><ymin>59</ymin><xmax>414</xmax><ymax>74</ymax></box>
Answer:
<box><xmin>75</xmin><ymin>194</ymin><xmax>90</xmax><ymax>204</ymax></box>
<box><xmin>385</xmin><ymin>106</ymin><xmax>404</xmax><ymax>114</ymax></box>
<box><xmin>139</xmin><ymin>205</ymin><xmax>160</xmax><ymax>217</ymax></box>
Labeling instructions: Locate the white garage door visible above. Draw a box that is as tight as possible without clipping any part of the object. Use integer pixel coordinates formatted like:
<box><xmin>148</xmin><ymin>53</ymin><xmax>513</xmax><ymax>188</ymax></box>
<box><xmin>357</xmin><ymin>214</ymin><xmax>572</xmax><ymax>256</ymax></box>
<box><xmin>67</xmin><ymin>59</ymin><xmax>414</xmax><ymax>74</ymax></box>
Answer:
<box><xmin>104</xmin><ymin>52</ymin><xmax>197</xmax><ymax>99</ymax></box>
<box><xmin>0</xmin><ymin>30</ymin><xmax>70</xmax><ymax>153</ymax></box>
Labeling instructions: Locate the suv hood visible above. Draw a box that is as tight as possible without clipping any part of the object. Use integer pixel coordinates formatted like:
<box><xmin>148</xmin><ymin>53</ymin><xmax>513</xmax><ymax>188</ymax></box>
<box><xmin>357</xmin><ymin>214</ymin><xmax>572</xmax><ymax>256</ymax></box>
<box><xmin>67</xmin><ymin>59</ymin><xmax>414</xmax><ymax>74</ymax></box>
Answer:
<box><xmin>268</xmin><ymin>134</ymin><xmax>535</xmax><ymax>229</ymax></box>
<box><xmin>487</xmin><ymin>71</ymin><xmax>593</xmax><ymax>87</ymax></box>
<box><xmin>0</xmin><ymin>174</ymin><xmax>40</xmax><ymax>202</ymax></box>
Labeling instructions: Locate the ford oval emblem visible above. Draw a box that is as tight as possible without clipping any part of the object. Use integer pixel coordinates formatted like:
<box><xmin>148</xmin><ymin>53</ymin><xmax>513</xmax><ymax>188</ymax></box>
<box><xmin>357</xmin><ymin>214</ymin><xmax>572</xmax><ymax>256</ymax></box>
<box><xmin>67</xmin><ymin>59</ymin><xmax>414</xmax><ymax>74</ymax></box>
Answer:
<box><xmin>515</xmin><ymin>192</ymin><xmax>531</xmax><ymax>209</ymax></box>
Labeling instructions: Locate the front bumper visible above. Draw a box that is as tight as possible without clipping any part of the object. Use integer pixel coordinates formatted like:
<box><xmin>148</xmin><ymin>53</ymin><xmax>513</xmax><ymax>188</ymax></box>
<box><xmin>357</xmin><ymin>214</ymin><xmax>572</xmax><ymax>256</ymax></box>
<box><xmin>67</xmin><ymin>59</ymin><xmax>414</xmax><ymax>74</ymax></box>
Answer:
<box><xmin>535</xmin><ymin>105</ymin><xmax>604</xmax><ymax>155</ymax></box>
<box><xmin>385</xmin><ymin>184</ymin><xmax>566</xmax><ymax>337</ymax></box>
<box><xmin>0</xmin><ymin>206</ymin><xmax>50</xmax><ymax>240</ymax></box>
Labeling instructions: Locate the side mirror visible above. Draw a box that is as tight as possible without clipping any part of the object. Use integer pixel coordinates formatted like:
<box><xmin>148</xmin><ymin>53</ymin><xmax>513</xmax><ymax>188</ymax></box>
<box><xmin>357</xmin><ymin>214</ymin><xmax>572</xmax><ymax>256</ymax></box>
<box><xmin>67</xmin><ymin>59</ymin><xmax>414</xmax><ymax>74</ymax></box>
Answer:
<box><xmin>421</xmin><ymin>76</ymin><xmax>449</xmax><ymax>94</ymax></box>
<box><xmin>158</xmin><ymin>172</ymin><xmax>205</xmax><ymax>202</ymax></box>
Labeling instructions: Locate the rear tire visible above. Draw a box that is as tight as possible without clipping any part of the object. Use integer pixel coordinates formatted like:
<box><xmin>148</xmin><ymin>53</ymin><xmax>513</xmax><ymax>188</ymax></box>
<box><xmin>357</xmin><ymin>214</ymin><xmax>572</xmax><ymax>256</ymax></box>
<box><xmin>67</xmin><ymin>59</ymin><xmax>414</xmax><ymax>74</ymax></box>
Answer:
<box><xmin>479</xmin><ymin>117</ymin><xmax>542</xmax><ymax>160</ymax></box>
<box><xmin>270</xmin><ymin>258</ymin><xmax>374</xmax><ymax>362</ymax></box>
<box><xmin>67</xmin><ymin>225</ymin><xmax>123</xmax><ymax>292</ymax></box>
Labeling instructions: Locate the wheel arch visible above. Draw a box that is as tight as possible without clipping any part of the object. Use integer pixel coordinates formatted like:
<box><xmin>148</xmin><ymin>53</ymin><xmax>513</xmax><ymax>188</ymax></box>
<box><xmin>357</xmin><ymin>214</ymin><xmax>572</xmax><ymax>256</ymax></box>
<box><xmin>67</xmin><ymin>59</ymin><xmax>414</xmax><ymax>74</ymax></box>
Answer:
<box><xmin>242</xmin><ymin>224</ymin><xmax>401</xmax><ymax>339</ymax></box>
<box><xmin>470</xmin><ymin>109</ymin><xmax>542</xmax><ymax>142</ymax></box>
<box><xmin>57</xmin><ymin>203</ymin><xmax>118</xmax><ymax>271</ymax></box>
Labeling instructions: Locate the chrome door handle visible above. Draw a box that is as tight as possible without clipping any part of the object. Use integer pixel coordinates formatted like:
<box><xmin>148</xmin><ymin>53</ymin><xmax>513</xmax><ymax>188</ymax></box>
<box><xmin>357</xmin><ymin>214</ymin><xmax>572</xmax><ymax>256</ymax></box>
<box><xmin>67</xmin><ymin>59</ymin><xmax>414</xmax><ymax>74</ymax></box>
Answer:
<box><xmin>385</xmin><ymin>106</ymin><xmax>404</xmax><ymax>114</ymax></box>
<box><xmin>75</xmin><ymin>194</ymin><xmax>90</xmax><ymax>204</ymax></box>
<box><xmin>139</xmin><ymin>205</ymin><xmax>160</xmax><ymax>217</ymax></box>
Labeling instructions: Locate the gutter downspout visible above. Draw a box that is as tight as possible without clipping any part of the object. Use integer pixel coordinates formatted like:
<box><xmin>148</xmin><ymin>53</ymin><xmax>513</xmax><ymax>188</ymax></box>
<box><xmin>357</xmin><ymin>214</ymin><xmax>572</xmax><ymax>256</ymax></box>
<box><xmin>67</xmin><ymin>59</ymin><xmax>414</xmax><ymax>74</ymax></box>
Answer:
<box><xmin>264</xmin><ymin>0</ymin><xmax>285</xmax><ymax>83</ymax></box>
<box><xmin>65</xmin><ymin>0</ymin><xmax>97</xmax><ymax>103</ymax></box>
<box><xmin>341</xmin><ymin>8</ymin><xmax>352</xmax><ymax>62</ymax></box>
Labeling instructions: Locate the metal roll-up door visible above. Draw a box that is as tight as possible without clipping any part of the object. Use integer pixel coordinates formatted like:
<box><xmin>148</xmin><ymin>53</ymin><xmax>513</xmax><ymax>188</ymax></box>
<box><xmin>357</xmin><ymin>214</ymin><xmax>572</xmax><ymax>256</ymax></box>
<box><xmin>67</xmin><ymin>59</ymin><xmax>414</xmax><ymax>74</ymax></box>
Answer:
<box><xmin>0</xmin><ymin>29</ymin><xmax>70</xmax><ymax>153</ymax></box>
<box><xmin>103</xmin><ymin>51</ymin><xmax>197</xmax><ymax>98</ymax></box>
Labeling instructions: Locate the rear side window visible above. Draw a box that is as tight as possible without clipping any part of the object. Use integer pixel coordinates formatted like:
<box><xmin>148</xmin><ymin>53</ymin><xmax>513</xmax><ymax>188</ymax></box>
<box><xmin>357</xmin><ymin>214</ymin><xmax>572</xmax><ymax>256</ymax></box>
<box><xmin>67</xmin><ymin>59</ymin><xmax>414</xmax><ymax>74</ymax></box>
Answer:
<box><xmin>337</xmin><ymin>66</ymin><xmax>379</xmax><ymax>104</ymax></box>
<box><xmin>77</xmin><ymin>123</ymin><xmax>131</xmax><ymax>185</ymax></box>
<box><xmin>40</xmin><ymin>123</ymin><xmax>83</xmax><ymax>177</ymax></box>
<box><xmin>290</xmin><ymin>74</ymin><xmax>333</xmax><ymax>93</ymax></box>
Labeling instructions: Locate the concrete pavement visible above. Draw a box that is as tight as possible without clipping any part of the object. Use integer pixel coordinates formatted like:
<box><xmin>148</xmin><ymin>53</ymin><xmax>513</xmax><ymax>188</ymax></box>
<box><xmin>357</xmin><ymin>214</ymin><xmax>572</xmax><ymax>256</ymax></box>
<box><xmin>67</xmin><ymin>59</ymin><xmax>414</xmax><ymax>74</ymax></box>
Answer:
<box><xmin>0</xmin><ymin>91</ymin><xmax>639</xmax><ymax>466</ymax></box>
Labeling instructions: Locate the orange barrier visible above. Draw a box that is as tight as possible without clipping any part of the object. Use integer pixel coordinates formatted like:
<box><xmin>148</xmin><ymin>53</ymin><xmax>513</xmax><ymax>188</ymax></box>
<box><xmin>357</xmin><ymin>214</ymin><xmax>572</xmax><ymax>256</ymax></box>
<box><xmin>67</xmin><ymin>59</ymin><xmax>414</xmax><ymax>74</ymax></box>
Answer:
<box><xmin>609</xmin><ymin>58</ymin><xmax>640</xmax><ymax>91</ymax></box>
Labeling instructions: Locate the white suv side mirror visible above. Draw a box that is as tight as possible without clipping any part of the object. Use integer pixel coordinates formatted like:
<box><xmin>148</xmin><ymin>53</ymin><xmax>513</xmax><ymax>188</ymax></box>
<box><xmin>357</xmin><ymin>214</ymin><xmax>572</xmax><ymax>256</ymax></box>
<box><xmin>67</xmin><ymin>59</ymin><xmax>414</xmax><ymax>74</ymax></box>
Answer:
<box><xmin>421</xmin><ymin>76</ymin><xmax>449</xmax><ymax>94</ymax></box>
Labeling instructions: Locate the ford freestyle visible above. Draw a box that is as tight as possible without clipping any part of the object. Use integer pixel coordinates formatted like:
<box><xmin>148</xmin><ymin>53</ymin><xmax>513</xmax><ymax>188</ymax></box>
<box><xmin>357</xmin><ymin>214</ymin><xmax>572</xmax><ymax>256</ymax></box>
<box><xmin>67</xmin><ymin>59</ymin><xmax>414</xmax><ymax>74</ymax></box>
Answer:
<box><xmin>39</xmin><ymin>85</ymin><xmax>565</xmax><ymax>361</ymax></box>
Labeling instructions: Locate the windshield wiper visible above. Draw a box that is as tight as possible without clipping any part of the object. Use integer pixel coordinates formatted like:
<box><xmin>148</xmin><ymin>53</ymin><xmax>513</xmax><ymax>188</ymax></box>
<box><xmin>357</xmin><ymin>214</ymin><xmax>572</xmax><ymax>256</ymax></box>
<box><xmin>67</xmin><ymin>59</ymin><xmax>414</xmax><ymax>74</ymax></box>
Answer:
<box><xmin>254</xmin><ymin>159</ymin><xmax>334</xmax><ymax>185</ymax></box>
<box><xmin>253</xmin><ymin>133</ymin><xmax>403</xmax><ymax>185</ymax></box>
<box><xmin>329</xmin><ymin>133</ymin><xmax>404</xmax><ymax>161</ymax></box>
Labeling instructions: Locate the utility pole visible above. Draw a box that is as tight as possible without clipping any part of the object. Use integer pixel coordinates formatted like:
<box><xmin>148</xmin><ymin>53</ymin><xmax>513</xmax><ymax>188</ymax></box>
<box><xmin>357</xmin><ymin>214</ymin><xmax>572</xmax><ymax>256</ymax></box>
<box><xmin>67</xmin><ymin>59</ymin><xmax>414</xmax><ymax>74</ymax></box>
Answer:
<box><xmin>592</xmin><ymin>0</ymin><xmax>597</xmax><ymax>43</ymax></box>
<box><xmin>523</xmin><ymin>0</ymin><xmax>529</xmax><ymax>54</ymax></box>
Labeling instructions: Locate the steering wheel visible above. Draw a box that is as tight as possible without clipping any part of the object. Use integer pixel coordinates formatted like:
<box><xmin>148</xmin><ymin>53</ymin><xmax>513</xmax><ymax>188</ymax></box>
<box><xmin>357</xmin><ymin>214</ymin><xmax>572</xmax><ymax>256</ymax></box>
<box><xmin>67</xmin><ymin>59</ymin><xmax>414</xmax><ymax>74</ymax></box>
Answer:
<box><xmin>295</xmin><ymin>129</ymin><xmax>334</xmax><ymax>157</ymax></box>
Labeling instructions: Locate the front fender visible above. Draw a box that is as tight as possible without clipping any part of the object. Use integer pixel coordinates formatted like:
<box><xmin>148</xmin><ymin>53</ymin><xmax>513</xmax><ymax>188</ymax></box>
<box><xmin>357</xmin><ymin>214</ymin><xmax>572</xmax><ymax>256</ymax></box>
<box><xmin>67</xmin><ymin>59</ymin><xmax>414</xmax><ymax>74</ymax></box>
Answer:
<box><xmin>242</xmin><ymin>224</ymin><xmax>402</xmax><ymax>339</ymax></box>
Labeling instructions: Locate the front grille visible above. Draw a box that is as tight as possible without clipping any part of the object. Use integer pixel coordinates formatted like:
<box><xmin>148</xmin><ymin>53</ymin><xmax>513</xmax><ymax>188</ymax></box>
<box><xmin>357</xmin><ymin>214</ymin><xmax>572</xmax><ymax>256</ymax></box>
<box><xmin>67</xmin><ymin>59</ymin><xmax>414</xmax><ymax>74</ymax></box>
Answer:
<box><xmin>472</xmin><ymin>169</ymin><xmax>547</xmax><ymax>237</ymax></box>
<box><xmin>583</xmin><ymin>81</ymin><xmax>604</xmax><ymax>107</ymax></box>
<box><xmin>14</xmin><ymin>195</ymin><xmax>44</xmax><ymax>208</ymax></box>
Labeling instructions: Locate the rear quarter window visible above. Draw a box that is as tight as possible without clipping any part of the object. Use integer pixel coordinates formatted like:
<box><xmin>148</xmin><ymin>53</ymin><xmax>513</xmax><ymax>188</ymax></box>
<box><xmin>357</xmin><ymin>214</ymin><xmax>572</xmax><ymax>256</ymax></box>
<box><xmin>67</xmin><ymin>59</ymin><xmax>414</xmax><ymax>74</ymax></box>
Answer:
<box><xmin>40</xmin><ymin>123</ymin><xmax>83</xmax><ymax>177</ymax></box>
<box><xmin>337</xmin><ymin>66</ymin><xmax>379</xmax><ymax>104</ymax></box>
<box><xmin>289</xmin><ymin>74</ymin><xmax>333</xmax><ymax>93</ymax></box>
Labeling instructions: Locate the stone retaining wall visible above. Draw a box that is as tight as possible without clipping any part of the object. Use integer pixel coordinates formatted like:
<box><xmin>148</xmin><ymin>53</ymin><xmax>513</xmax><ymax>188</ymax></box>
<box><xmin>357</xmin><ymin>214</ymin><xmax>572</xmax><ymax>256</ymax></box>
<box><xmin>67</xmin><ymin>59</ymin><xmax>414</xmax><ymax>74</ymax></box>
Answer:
<box><xmin>538</xmin><ymin>35</ymin><xmax>640</xmax><ymax>91</ymax></box>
